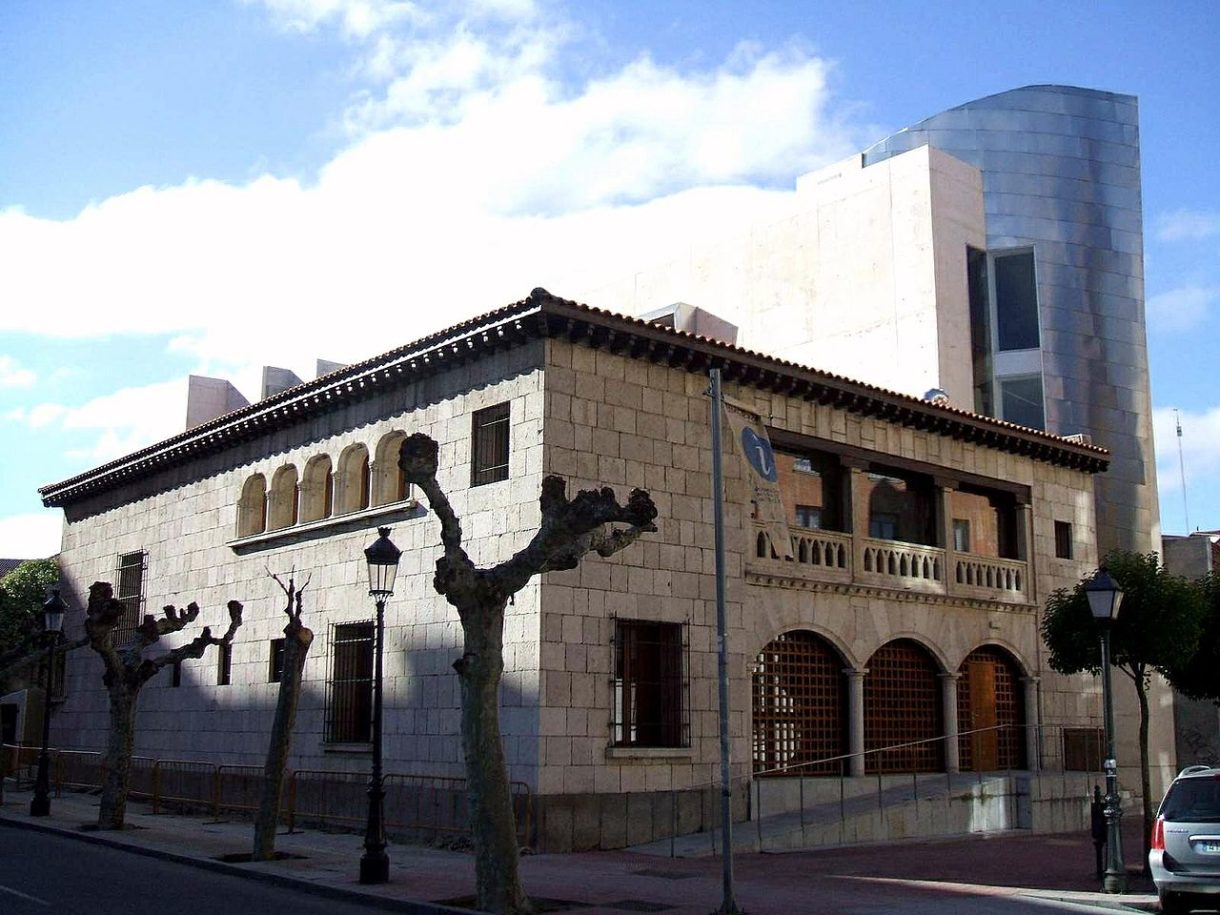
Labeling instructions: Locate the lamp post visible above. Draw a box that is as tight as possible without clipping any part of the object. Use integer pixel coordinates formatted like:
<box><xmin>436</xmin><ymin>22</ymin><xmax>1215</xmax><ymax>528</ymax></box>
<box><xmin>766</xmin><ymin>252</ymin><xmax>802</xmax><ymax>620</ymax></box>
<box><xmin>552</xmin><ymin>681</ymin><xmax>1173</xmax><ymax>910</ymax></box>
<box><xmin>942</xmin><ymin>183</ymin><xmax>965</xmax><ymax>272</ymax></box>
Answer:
<box><xmin>360</xmin><ymin>526</ymin><xmax>401</xmax><ymax>884</ymax></box>
<box><xmin>1085</xmin><ymin>567</ymin><xmax>1126</xmax><ymax>894</ymax></box>
<box><xmin>29</xmin><ymin>589</ymin><xmax>66</xmax><ymax>817</ymax></box>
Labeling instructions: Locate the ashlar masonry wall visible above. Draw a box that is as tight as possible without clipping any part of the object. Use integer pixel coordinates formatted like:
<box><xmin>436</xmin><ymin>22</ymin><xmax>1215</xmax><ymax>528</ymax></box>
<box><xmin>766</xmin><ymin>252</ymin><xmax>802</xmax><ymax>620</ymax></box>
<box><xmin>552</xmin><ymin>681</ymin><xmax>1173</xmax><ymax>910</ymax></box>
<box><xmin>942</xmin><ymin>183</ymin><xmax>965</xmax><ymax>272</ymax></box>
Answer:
<box><xmin>535</xmin><ymin>336</ymin><xmax>1115</xmax><ymax>851</ymax></box>
<box><xmin>51</xmin><ymin>342</ymin><xmax>548</xmax><ymax>788</ymax></box>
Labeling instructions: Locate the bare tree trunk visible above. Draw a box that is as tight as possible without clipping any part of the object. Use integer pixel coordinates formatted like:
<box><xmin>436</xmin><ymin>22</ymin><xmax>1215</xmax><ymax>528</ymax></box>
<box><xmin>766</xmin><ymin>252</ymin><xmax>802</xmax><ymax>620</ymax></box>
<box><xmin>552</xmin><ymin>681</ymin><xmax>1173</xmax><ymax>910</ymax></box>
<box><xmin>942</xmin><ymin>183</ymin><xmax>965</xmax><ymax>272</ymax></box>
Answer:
<box><xmin>85</xmin><ymin>582</ymin><xmax>243</xmax><ymax>830</ymax></box>
<box><xmin>254</xmin><ymin>573</ymin><xmax>313</xmax><ymax>861</ymax></box>
<box><xmin>458</xmin><ymin>603</ymin><xmax>530</xmax><ymax>915</ymax></box>
<box><xmin>1135</xmin><ymin>673</ymin><xmax>1153</xmax><ymax>876</ymax></box>
<box><xmin>99</xmin><ymin>683</ymin><xmax>136</xmax><ymax>829</ymax></box>
<box><xmin>399</xmin><ymin>433</ymin><xmax>655</xmax><ymax>915</ymax></box>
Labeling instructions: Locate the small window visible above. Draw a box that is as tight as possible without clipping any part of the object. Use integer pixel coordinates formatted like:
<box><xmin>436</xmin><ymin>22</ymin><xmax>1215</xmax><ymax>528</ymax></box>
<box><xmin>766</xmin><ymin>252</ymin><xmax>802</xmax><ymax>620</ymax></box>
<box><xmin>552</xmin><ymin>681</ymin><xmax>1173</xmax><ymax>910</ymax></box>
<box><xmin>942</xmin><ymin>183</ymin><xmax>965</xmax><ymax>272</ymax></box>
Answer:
<box><xmin>171</xmin><ymin>661</ymin><xmax>183</xmax><ymax>688</ymax></box>
<box><xmin>999</xmin><ymin>376</ymin><xmax>1045</xmax><ymax>430</ymax></box>
<box><xmin>471</xmin><ymin>402</ymin><xmax>510</xmax><ymax>486</ymax></box>
<box><xmin>795</xmin><ymin>505</ymin><xmax>822</xmax><ymax>530</ymax></box>
<box><xmin>1063</xmin><ymin>727</ymin><xmax>1103</xmax><ymax>771</ymax></box>
<box><xmin>325</xmin><ymin>622</ymin><xmax>375</xmax><ymax>743</ymax></box>
<box><xmin>1054</xmin><ymin>521</ymin><xmax>1073</xmax><ymax>559</ymax></box>
<box><xmin>612</xmin><ymin>619</ymin><xmax>688</xmax><ymax>748</ymax></box>
<box><xmin>869</xmin><ymin>513</ymin><xmax>899</xmax><ymax>541</ymax></box>
<box><xmin>217</xmin><ymin>643</ymin><xmax>232</xmax><ymax>686</ymax></box>
<box><xmin>994</xmin><ymin>251</ymin><xmax>1040</xmax><ymax>352</ymax></box>
<box><xmin>952</xmin><ymin>519</ymin><xmax>971</xmax><ymax>553</ymax></box>
<box><xmin>115</xmin><ymin>550</ymin><xmax>147</xmax><ymax>638</ymax></box>
<box><xmin>792</xmin><ymin>457</ymin><xmax>819</xmax><ymax>476</ymax></box>
<box><xmin>269</xmin><ymin>638</ymin><xmax>286</xmax><ymax>683</ymax></box>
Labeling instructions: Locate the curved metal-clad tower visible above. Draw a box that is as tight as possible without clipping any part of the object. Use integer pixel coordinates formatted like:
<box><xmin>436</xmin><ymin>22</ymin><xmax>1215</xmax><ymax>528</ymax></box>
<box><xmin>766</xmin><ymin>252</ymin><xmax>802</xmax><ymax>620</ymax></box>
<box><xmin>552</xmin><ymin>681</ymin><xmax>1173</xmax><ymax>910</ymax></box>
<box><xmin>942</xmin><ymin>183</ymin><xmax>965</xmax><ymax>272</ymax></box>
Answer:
<box><xmin>863</xmin><ymin>85</ymin><xmax>1157</xmax><ymax>554</ymax></box>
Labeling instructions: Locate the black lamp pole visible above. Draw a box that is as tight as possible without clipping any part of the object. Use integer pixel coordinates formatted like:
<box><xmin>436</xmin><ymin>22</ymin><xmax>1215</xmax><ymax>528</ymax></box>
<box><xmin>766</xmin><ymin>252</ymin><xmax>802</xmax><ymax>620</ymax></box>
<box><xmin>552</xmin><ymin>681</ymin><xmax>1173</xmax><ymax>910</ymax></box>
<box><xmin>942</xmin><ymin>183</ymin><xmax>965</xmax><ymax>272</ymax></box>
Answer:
<box><xmin>30</xmin><ymin>589</ymin><xmax>66</xmax><ymax>817</ymax></box>
<box><xmin>360</xmin><ymin>527</ymin><xmax>401</xmax><ymax>885</ymax></box>
<box><xmin>1085</xmin><ymin>567</ymin><xmax>1127</xmax><ymax>894</ymax></box>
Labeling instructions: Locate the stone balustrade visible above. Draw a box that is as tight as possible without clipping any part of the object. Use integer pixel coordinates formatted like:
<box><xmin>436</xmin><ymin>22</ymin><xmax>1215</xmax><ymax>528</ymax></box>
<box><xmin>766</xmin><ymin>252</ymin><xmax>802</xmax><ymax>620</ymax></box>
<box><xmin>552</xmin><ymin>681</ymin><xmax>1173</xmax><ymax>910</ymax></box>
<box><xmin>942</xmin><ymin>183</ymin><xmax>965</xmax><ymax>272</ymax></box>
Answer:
<box><xmin>750</xmin><ymin>523</ymin><xmax>1029</xmax><ymax>605</ymax></box>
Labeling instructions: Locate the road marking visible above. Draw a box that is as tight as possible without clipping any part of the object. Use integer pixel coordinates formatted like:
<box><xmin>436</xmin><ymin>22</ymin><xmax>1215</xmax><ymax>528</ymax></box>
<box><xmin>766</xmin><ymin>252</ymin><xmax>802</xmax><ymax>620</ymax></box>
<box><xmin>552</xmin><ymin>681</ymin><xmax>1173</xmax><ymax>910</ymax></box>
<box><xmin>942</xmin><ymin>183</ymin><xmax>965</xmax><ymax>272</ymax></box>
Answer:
<box><xmin>0</xmin><ymin>883</ymin><xmax>49</xmax><ymax>905</ymax></box>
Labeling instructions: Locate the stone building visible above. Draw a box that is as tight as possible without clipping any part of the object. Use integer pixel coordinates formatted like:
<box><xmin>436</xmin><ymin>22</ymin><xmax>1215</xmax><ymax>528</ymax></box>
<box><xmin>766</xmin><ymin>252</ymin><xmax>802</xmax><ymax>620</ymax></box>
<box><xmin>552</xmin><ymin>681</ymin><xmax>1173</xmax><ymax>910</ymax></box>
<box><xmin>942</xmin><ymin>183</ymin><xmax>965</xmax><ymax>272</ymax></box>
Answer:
<box><xmin>40</xmin><ymin>289</ymin><xmax>1113</xmax><ymax>850</ymax></box>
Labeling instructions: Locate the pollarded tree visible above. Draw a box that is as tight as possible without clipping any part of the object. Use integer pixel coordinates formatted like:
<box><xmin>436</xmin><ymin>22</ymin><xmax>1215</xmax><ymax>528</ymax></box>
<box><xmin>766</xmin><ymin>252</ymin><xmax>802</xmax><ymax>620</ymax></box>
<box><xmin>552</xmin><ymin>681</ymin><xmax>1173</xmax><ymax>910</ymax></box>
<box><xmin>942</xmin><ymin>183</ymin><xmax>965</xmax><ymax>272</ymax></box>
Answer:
<box><xmin>1166</xmin><ymin>570</ymin><xmax>1220</xmax><ymax>706</ymax></box>
<box><xmin>253</xmin><ymin>570</ymin><xmax>313</xmax><ymax>861</ymax></box>
<box><xmin>1041</xmin><ymin>551</ymin><xmax>1205</xmax><ymax>869</ymax></box>
<box><xmin>84</xmin><ymin>580</ymin><xmax>243</xmax><ymax>829</ymax></box>
<box><xmin>400</xmin><ymin>433</ymin><xmax>657</xmax><ymax>915</ymax></box>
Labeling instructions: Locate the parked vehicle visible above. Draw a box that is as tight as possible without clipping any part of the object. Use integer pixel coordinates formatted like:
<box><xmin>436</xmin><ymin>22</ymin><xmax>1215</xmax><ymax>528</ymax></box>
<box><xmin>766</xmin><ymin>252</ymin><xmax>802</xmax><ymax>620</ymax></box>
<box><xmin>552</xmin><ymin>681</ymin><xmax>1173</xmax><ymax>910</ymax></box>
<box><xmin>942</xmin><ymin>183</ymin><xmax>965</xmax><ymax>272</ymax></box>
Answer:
<box><xmin>1150</xmin><ymin>765</ymin><xmax>1220</xmax><ymax>914</ymax></box>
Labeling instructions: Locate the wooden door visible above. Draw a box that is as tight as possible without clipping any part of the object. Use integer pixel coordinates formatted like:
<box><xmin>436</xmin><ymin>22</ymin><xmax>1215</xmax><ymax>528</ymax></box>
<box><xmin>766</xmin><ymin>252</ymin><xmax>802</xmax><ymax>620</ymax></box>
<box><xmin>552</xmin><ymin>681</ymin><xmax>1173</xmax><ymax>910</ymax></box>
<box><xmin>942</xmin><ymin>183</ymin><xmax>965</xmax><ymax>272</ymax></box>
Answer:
<box><xmin>968</xmin><ymin>660</ymin><xmax>999</xmax><ymax>771</ymax></box>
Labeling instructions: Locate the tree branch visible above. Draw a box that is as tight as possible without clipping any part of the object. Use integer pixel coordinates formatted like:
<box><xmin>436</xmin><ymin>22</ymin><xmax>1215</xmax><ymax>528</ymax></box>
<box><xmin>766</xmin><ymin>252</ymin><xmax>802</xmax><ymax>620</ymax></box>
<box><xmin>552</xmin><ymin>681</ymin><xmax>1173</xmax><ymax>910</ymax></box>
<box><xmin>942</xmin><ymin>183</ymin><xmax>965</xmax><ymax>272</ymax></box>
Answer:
<box><xmin>140</xmin><ymin>601</ymin><xmax>243</xmax><ymax>684</ymax></box>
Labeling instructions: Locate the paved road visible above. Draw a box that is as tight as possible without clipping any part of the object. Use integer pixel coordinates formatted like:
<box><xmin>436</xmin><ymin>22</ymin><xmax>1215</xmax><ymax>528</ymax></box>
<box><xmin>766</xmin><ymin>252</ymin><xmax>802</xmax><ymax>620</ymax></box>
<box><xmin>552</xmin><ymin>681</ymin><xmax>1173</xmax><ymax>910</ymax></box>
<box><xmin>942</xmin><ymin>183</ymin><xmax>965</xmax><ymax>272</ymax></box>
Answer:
<box><xmin>0</xmin><ymin>828</ymin><xmax>395</xmax><ymax>915</ymax></box>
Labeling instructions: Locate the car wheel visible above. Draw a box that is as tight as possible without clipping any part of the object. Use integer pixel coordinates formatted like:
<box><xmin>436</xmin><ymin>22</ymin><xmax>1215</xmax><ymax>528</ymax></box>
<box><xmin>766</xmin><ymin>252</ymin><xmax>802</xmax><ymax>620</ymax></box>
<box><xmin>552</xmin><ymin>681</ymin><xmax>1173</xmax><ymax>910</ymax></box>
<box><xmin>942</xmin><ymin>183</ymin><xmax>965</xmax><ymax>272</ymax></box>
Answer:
<box><xmin>1159</xmin><ymin>890</ymin><xmax>1192</xmax><ymax>914</ymax></box>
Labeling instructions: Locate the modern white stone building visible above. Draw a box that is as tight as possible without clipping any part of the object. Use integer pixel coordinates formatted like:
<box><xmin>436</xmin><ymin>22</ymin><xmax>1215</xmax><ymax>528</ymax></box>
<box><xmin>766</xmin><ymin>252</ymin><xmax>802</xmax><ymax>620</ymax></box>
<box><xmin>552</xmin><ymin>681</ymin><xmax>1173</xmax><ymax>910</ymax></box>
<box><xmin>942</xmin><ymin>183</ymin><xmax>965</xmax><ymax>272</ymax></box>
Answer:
<box><xmin>40</xmin><ymin>290</ymin><xmax>1117</xmax><ymax>850</ymax></box>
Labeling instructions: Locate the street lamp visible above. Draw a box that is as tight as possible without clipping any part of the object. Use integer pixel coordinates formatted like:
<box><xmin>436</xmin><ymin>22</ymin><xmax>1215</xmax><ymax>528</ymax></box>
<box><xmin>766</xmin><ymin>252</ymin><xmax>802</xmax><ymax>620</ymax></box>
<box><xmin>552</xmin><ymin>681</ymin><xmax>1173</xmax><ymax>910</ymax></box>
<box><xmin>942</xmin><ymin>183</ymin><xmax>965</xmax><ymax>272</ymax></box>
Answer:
<box><xmin>360</xmin><ymin>526</ymin><xmax>401</xmax><ymax>884</ymax></box>
<box><xmin>1085</xmin><ymin>567</ymin><xmax>1126</xmax><ymax>894</ymax></box>
<box><xmin>30</xmin><ymin>589</ymin><xmax>66</xmax><ymax>817</ymax></box>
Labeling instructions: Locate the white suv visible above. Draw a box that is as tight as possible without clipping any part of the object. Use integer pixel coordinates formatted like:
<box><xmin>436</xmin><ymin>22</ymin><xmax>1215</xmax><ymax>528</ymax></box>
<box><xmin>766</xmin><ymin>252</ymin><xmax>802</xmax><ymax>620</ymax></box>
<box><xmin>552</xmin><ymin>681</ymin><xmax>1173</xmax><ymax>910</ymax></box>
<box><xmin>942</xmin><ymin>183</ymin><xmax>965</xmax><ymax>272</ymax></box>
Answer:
<box><xmin>1150</xmin><ymin>765</ymin><xmax>1220</xmax><ymax>914</ymax></box>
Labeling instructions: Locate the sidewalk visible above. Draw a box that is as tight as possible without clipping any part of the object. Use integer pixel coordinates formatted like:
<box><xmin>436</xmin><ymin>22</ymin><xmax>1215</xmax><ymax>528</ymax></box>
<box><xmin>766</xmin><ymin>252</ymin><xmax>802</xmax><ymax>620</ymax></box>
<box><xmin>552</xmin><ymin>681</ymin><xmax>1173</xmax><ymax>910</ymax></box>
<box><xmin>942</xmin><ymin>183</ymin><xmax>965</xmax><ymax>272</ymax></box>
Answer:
<box><xmin>0</xmin><ymin>784</ymin><xmax>1159</xmax><ymax>914</ymax></box>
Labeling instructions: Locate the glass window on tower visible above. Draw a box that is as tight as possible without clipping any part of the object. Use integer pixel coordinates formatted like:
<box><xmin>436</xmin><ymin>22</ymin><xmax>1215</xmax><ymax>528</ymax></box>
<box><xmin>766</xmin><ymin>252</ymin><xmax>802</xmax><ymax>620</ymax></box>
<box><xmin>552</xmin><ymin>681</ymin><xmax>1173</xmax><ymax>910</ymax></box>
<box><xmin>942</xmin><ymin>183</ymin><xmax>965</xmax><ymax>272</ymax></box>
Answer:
<box><xmin>994</xmin><ymin>252</ymin><xmax>1040</xmax><ymax>351</ymax></box>
<box><xmin>999</xmin><ymin>376</ymin><xmax>1045</xmax><ymax>430</ymax></box>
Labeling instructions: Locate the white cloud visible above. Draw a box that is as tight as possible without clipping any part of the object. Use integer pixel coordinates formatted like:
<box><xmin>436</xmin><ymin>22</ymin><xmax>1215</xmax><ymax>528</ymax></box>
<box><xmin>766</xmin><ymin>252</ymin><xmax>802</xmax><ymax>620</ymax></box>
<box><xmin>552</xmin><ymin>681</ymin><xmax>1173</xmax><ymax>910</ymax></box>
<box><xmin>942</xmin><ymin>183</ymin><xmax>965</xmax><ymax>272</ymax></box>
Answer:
<box><xmin>0</xmin><ymin>354</ymin><xmax>35</xmax><ymax>388</ymax></box>
<box><xmin>0</xmin><ymin>36</ymin><xmax>857</xmax><ymax>385</ymax></box>
<box><xmin>1156</xmin><ymin>208</ymin><xmax>1220</xmax><ymax>242</ymax></box>
<box><xmin>0</xmin><ymin>512</ymin><xmax>63</xmax><ymax>559</ymax></box>
<box><xmin>1154</xmin><ymin>406</ymin><xmax>1220</xmax><ymax>501</ymax></box>
<box><xmin>11</xmin><ymin>379</ymin><xmax>188</xmax><ymax>465</ymax></box>
<box><xmin>1146</xmin><ymin>284</ymin><xmax>1219</xmax><ymax>332</ymax></box>
<box><xmin>248</xmin><ymin>0</ymin><xmax>425</xmax><ymax>39</ymax></box>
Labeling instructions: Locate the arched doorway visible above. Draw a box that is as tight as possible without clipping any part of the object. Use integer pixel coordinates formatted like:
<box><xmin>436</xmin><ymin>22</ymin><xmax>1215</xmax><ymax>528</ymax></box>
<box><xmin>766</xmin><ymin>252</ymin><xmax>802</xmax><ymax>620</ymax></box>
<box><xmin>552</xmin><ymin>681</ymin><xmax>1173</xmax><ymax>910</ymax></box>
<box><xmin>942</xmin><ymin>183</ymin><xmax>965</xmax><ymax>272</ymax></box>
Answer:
<box><xmin>956</xmin><ymin>645</ymin><xmax>1027</xmax><ymax>771</ymax></box>
<box><xmin>752</xmin><ymin>631</ymin><xmax>847</xmax><ymax>776</ymax></box>
<box><xmin>864</xmin><ymin>639</ymin><xmax>943</xmax><ymax>773</ymax></box>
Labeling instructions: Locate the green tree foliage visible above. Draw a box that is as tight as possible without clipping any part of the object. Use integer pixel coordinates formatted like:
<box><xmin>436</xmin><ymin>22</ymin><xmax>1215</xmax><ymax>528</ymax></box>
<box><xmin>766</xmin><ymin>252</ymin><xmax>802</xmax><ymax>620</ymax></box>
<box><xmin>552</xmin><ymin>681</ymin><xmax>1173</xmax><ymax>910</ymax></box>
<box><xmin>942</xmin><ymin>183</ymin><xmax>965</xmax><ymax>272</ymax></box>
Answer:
<box><xmin>1041</xmin><ymin>550</ymin><xmax>1206</xmax><ymax>872</ymax></box>
<box><xmin>0</xmin><ymin>558</ymin><xmax>60</xmax><ymax>655</ymax></box>
<box><xmin>1165</xmin><ymin>571</ymin><xmax>1220</xmax><ymax>704</ymax></box>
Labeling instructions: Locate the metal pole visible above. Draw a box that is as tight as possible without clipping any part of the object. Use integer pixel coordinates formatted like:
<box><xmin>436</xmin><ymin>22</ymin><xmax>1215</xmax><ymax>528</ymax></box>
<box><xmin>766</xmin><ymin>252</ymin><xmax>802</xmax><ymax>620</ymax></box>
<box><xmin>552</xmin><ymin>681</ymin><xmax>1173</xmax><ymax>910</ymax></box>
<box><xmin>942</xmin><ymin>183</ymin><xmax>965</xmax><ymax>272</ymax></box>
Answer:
<box><xmin>709</xmin><ymin>368</ymin><xmax>740</xmax><ymax>914</ymax></box>
<box><xmin>1099</xmin><ymin>628</ymin><xmax>1127</xmax><ymax>894</ymax></box>
<box><xmin>360</xmin><ymin>597</ymin><xmax>389</xmax><ymax>883</ymax></box>
<box><xmin>29</xmin><ymin>632</ymin><xmax>55</xmax><ymax>817</ymax></box>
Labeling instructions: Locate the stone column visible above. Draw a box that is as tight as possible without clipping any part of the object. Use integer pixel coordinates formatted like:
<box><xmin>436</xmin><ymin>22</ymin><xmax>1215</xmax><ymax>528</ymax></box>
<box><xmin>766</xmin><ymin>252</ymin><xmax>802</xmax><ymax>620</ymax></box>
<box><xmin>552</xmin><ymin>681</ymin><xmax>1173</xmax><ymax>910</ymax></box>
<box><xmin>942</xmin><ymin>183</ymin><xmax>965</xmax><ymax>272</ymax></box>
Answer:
<box><xmin>845</xmin><ymin>667</ymin><xmax>868</xmax><ymax>777</ymax></box>
<box><xmin>936</xmin><ymin>478</ymin><xmax>958</xmax><ymax>593</ymax></box>
<box><xmin>844</xmin><ymin>459</ymin><xmax>870</xmax><ymax>577</ymax></box>
<box><xmin>941</xmin><ymin>672</ymin><xmax>961</xmax><ymax>774</ymax></box>
<box><xmin>1021</xmin><ymin>676</ymin><xmax>1041</xmax><ymax>771</ymax></box>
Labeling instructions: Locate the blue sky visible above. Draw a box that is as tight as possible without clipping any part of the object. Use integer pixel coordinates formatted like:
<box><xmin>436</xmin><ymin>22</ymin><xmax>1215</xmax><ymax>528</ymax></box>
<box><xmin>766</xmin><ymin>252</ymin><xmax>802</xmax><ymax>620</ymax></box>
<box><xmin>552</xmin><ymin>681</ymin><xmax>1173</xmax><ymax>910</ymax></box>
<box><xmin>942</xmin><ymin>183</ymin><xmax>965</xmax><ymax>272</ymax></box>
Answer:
<box><xmin>1</xmin><ymin>0</ymin><xmax>1218</xmax><ymax>557</ymax></box>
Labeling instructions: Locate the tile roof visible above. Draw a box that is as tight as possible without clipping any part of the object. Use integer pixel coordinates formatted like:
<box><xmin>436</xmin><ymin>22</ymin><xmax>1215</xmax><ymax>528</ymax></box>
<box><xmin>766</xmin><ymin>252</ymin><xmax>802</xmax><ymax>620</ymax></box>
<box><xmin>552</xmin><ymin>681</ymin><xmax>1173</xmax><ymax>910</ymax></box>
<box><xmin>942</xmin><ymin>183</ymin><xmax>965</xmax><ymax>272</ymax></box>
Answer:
<box><xmin>40</xmin><ymin>288</ymin><xmax>1109</xmax><ymax>508</ymax></box>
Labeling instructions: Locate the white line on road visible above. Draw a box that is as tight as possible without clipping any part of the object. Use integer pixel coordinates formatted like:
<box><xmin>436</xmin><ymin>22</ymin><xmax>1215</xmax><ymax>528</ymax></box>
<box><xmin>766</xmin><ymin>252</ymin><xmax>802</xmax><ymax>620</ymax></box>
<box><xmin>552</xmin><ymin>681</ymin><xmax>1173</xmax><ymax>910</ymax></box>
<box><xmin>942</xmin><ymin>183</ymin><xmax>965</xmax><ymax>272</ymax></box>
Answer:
<box><xmin>0</xmin><ymin>883</ymin><xmax>49</xmax><ymax>906</ymax></box>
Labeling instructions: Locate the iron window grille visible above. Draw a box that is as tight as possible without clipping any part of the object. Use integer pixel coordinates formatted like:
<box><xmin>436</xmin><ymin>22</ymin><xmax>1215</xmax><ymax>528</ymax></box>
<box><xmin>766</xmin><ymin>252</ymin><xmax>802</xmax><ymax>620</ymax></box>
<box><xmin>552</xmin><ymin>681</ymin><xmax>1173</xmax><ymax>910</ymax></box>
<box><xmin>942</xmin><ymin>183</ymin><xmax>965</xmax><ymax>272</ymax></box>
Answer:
<box><xmin>114</xmin><ymin>550</ymin><xmax>147</xmax><ymax>641</ymax></box>
<box><xmin>610</xmin><ymin>618</ymin><xmax>689</xmax><ymax>748</ymax></box>
<box><xmin>217</xmin><ymin>642</ymin><xmax>232</xmax><ymax>686</ymax></box>
<box><xmin>325</xmin><ymin>621</ymin><xmax>375</xmax><ymax>744</ymax></box>
<box><xmin>268</xmin><ymin>638</ymin><xmax>285</xmax><ymax>683</ymax></box>
<box><xmin>471</xmin><ymin>402</ymin><xmax>510</xmax><ymax>486</ymax></box>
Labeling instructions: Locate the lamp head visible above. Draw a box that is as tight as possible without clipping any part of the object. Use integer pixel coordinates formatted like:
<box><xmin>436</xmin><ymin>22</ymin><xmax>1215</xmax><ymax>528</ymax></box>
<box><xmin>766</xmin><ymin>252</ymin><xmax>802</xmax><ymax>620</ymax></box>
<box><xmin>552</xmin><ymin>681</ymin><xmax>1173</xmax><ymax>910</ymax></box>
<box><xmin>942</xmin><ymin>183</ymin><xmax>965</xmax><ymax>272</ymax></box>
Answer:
<box><xmin>364</xmin><ymin>526</ymin><xmax>401</xmax><ymax>601</ymax></box>
<box><xmin>42</xmin><ymin>589</ymin><xmax>67</xmax><ymax>634</ymax></box>
<box><xmin>1085</xmin><ymin>567</ymin><xmax>1124</xmax><ymax>624</ymax></box>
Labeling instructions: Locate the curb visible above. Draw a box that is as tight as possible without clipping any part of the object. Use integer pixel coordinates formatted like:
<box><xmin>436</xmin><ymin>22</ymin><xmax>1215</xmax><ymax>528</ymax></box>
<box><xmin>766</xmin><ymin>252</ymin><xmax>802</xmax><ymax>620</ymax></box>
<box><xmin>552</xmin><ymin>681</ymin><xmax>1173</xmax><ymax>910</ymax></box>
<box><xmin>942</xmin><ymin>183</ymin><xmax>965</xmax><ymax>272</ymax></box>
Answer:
<box><xmin>0</xmin><ymin>811</ymin><xmax>479</xmax><ymax>915</ymax></box>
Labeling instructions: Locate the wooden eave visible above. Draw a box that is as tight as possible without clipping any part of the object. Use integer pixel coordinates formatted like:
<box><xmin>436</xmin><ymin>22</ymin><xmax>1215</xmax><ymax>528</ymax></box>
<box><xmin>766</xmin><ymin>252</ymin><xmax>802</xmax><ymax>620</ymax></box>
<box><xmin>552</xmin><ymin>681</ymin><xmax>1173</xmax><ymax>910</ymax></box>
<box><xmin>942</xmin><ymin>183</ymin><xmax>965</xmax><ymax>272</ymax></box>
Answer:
<box><xmin>39</xmin><ymin>288</ymin><xmax>1109</xmax><ymax>508</ymax></box>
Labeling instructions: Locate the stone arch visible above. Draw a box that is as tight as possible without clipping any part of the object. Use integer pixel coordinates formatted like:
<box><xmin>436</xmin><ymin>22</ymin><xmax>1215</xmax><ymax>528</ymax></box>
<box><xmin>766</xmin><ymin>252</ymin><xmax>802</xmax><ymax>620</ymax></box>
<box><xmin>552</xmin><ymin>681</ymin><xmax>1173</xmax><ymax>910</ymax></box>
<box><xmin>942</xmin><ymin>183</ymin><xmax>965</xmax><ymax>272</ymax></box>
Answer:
<box><xmin>956</xmin><ymin>644</ymin><xmax>1028</xmax><ymax>771</ymax></box>
<box><xmin>334</xmin><ymin>443</ymin><xmax>371</xmax><ymax>514</ymax></box>
<box><xmin>863</xmin><ymin>638</ymin><xmax>944</xmax><ymax>773</ymax></box>
<box><xmin>752</xmin><ymin>630</ymin><xmax>848</xmax><ymax>777</ymax></box>
<box><xmin>267</xmin><ymin>465</ymin><xmax>299</xmax><ymax>531</ymax></box>
<box><xmin>371</xmin><ymin>431</ymin><xmax>411</xmax><ymax>506</ymax></box>
<box><xmin>237</xmin><ymin>473</ymin><xmax>267</xmax><ymax>537</ymax></box>
<box><xmin>299</xmin><ymin>454</ymin><xmax>334</xmax><ymax>523</ymax></box>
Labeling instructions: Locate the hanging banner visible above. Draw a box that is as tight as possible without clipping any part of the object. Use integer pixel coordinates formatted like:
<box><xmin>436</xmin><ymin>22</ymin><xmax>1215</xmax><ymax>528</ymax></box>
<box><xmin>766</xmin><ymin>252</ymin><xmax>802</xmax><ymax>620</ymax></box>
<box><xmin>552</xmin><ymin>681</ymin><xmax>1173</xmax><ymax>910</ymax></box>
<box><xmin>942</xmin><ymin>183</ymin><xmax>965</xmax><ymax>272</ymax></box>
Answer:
<box><xmin>723</xmin><ymin>400</ymin><xmax>793</xmax><ymax>559</ymax></box>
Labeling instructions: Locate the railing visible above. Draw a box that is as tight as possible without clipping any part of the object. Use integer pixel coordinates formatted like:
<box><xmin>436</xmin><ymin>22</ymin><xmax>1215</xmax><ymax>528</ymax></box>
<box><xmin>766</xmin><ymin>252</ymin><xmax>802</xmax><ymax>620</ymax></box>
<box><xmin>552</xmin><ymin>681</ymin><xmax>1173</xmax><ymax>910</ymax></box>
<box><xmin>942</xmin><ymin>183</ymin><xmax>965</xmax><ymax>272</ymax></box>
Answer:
<box><xmin>653</xmin><ymin>724</ymin><xmax>1107</xmax><ymax>857</ymax></box>
<box><xmin>750</xmin><ymin>523</ymin><xmax>1029</xmax><ymax>604</ymax></box>
<box><xmin>0</xmin><ymin>745</ymin><xmax>531</xmax><ymax>846</ymax></box>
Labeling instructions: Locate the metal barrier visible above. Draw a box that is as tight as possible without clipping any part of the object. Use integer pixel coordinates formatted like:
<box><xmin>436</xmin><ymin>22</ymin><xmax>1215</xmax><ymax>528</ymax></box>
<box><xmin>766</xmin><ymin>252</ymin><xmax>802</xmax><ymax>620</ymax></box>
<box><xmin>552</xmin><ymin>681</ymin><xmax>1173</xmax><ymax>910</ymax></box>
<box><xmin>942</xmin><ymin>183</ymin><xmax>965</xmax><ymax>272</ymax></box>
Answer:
<box><xmin>1</xmin><ymin>743</ymin><xmax>533</xmax><ymax>848</ymax></box>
